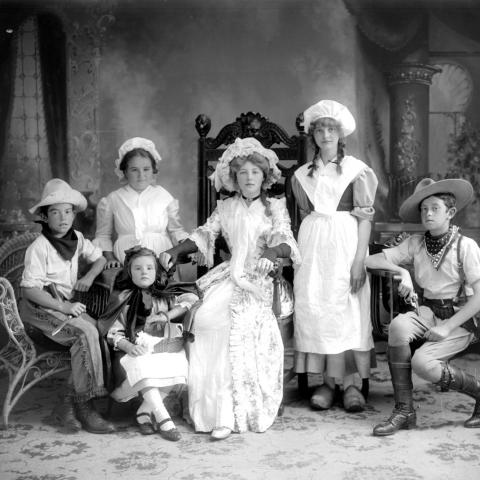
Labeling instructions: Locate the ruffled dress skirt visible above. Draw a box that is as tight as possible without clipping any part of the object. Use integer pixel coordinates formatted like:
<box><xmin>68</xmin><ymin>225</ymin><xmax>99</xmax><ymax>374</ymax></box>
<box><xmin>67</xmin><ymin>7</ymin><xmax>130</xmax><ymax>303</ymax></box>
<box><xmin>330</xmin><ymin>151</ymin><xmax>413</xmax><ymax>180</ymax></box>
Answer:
<box><xmin>188</xmin><ymin>264</ymin><xmax>284</xmax><ymax>433</ymax></box>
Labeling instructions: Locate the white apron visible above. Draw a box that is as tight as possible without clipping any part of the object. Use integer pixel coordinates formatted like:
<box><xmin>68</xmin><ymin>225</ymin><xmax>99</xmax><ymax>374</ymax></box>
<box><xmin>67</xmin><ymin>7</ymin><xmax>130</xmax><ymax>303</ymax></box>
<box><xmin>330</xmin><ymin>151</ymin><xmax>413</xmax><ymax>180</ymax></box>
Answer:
<box><xmin>293</xmin><ymin>156</ymin><xmax>374</xmax><ymax>355</ymax></box>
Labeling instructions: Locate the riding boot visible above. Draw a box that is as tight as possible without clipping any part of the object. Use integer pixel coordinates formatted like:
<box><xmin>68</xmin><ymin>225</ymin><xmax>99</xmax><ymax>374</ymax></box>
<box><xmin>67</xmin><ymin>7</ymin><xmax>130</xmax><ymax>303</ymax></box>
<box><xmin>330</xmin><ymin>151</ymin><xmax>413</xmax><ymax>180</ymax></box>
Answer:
<box><xmin>52</xmin><ymin>396</ymin><xmax>82</xmax><ymax>432</ymax></box>
<box><xmin>437</xmin><ymin>363</ymin><xmax>480</xmax><ymax>428</ymax></box>
<box><xmin>75</xmin><ymin>399</ymin><xmax>116</xmax><ymax>434</ymax></box>
<box><xmin>373</xmin><ymin>345</ymin><xmax>417</xmax><ymax>436</ymax></box>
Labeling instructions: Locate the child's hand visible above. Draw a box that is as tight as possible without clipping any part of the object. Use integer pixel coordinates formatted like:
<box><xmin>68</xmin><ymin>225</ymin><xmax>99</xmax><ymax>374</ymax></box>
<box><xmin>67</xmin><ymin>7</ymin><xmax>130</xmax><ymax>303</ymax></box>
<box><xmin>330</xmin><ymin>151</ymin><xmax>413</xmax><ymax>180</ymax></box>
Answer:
<box><xmin>425</xmin><ymin>324</ymin><xmax>451</xmax><ymax>342</ymax></box>
<box><xmin>350</xmin><ymin>259</ymin><xmax>366</xmax><ymax>293</ymax></box>
<box><xmin>398</xmin><ymin>271</ymin><xmax>415</xmax><ymax>301</ymax></box>
<box><xmin>62</xmin><ymin>301</ymin><xmax>87</xmax><ymax>317</ymax></box>
<box><xmin>105</xmin><ymin>259</ymin><xmax>121</xmax><ymax>269</ymax></box>
<box><xmin>128</xmin><ymin>344</ymin><xmax>149</xmax><ymax>356</ymax></box>
<box><xmin>256</xmin><ymin>257</ymin><xmax>274</xmax><ymax>277</ymax></box>
<box><xmin>158</xmin><ymin>252</ymin><xmax>175</xmax><ymax>272</ymax></box>
<box><xmin>75</xmin><ymin>276</ymin><xmax>94</xmax><ymax>292</ymax></box>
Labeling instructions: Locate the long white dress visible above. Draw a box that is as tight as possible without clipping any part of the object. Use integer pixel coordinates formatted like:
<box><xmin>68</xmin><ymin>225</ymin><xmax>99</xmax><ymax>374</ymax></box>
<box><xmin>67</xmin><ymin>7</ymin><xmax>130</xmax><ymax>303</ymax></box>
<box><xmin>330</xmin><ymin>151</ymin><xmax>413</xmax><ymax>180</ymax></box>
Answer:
<box><xmin>188</xmin><ymin>195</ymin><xmax>300</xmax><ymax>433</ymax></box>
<box><xmin>293</xmin><ymin>156</ymin><xmax>378</xmax><ymax>379</ymax></box>
<box><xmin>94</xmin><ymin>184</ymin><xmax>188</xmax><ymax>264</ymax></box>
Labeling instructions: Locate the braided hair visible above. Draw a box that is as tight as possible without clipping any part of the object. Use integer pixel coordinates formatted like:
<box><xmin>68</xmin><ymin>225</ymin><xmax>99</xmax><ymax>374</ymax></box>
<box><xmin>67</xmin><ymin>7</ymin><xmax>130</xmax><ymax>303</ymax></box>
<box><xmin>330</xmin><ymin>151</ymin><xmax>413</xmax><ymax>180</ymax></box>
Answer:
<box><xmin>307</xmin><ymin>118</ymin><xmax>346</xmax><ymax>177</ymax></box>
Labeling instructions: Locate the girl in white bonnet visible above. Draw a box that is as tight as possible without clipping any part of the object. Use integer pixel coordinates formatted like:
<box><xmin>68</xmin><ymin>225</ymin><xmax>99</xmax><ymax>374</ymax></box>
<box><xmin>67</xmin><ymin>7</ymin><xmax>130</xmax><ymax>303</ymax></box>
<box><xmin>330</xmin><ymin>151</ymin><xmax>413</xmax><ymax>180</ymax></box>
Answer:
<box><xmin>159</xmin><ymin>137</ymin><xmax>301</xmax><ymax>440</ymax></box>
<box><xmin>292</xmin><ymin>100</ymin><xmax>379</xmax><ymax>412</ymax></box>
<box><xmin>94</xmin><ymin>137</ymin><xmax>189</xmax><ymax>267</ymax></box>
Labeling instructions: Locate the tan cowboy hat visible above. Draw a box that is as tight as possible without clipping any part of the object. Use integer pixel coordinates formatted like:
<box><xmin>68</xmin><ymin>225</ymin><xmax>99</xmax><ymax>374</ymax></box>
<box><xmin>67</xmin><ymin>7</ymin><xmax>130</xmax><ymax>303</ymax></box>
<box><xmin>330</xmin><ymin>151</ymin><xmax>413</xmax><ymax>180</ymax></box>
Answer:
<box><xmin>29</xmin><ymin>178</ymin><xmax>87</xmax><ymax>215</ymax></box>
<box><xmin>399</xmin><ymin>177</ymin><xmax>473</xmax><ymax>222</ymax></box>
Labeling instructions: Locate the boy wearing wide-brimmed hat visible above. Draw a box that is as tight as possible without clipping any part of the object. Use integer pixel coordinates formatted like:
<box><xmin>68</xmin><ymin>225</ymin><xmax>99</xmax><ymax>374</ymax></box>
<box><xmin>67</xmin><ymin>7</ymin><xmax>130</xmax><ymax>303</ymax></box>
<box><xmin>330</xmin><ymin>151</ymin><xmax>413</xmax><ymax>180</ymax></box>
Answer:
<box><xmin>20</xmin><ymin>179</ymin><xmax>115</xmax><ymax>434</ymax></box>
<box><xmin>366</xmin><ymin>177</ymin><xmax>480</xmax><ymax>436</ymax></box>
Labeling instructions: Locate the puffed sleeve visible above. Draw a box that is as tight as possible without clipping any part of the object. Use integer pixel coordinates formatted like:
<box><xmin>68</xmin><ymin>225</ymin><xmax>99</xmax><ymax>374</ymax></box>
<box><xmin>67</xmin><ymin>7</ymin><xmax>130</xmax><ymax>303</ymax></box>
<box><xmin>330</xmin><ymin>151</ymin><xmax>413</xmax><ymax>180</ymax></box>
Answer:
<box><xmin>291</xmin><ymin>175</ymin><xmax>312</xmax><ymax>220</ymax></box>
<box><xmin>166</xmin><ymin>198</ymin><xmax>189</xmax><ymax>245</ymax></box>
<box><xmin>20</xmin><ymin>239</ymin><xmax>49</xmax><ymax>290</ymax></box>
<box><xmin>268</xmin><ymin>197</ymin><xmax>301</xmax><ymax>267</ymax></box>
<box><xmin>189</xmin><ymin>205</ymin><xmax>222</xmax><ymax>268</ymax></box>
<box><xmin>351</xmin><ymin>166</ymin><xmax>378</xmax><ymax>221</ymax></box>
<box><xmin>93</xmin><ymin>196</ymin><xmax>114</xmax><ymax>251</ymax></box>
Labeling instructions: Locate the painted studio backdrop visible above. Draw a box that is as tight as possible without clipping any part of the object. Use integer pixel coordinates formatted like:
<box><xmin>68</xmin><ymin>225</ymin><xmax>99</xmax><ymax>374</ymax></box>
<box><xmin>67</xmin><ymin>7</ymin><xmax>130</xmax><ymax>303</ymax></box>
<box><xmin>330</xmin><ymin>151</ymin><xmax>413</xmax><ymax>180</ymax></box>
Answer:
<box><xmin>1</xmin><ymin>0</ymin><xmax>480</xmax><ymax>241</ymax></box>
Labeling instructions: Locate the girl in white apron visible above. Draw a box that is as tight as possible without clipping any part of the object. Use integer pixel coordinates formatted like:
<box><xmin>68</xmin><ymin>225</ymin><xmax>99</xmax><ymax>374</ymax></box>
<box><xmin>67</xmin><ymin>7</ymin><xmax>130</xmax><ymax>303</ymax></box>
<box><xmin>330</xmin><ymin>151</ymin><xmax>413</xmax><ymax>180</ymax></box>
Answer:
<box><xmin>293</xmin><ymin>100</ymin><xmax>378</xmax><ymax>412</ymax></box>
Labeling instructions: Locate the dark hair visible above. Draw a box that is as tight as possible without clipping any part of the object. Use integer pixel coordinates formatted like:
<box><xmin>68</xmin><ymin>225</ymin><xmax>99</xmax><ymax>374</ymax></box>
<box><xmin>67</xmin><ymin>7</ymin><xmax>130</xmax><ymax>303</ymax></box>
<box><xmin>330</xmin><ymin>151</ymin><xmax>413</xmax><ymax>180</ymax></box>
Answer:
<box><xmin>38</xmin><ymin>204</ymin><xmax>76</xmax><ymax>217</ymax></box>
<box><xmin>229</xmin><ymin>153</ymin><xmax>272</xmax><ymax>215</ymax></box>
<box><xmin>307</xmin><ymin>117</ymin><xmax>345</xmax><ymax>177</ymax></box>
<box><xmin>120</xmin><ymin>148</ymin><xmax>157</xmax><ymax>174</ymax></box>
<box><xmin>124</xmin><ymin>246</ymin><xmax>158</xmax><ymax>276</ymax></box>
<box><xmin>419</xmin><ymin>192</ymin><xmax>457</xmax><ymax>211</ymax></box>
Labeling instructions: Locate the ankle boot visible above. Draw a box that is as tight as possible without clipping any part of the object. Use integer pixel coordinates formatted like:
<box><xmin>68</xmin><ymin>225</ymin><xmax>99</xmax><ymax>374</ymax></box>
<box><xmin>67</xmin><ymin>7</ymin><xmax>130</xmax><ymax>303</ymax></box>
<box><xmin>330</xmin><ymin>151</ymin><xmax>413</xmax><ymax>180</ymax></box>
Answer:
<box><xmin>52</xmin><ymin>396</ymin><xmax>82</xmax><ymax>432</ymax></box>
<box><xmin>373</xmin><ymin>345</ymin><xmax>416</xmax><ymax>436</ymax></box>
<box><xmin>438</xmin><ymin>363</ymin><xmax>480</xmax><ymax>428</ymax></box>
<box><xmin>75</xmin><ymin>400</ymin><xmax>116</xmax><ymax>434</ymax></box>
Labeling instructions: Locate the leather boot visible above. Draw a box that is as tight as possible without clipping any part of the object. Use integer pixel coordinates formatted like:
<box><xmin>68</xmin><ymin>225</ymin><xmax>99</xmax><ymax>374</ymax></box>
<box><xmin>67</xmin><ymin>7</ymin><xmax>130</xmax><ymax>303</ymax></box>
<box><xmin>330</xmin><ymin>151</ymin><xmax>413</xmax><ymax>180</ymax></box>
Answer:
<box><xmin>52</xmin><ymin>396</ymin><xmax>82</xmax><ymax>432</ymax></box>
<box><xmin>438</xmin><ymin>363</ymin><xmax>480</xmax><ymax>428</ymax></box>
<box><xmin>75</xmin><ymin>400</ymin><xmax>116</xmax><ymax>434</ymax></box>
<box><xmin>373</xmin><ymin>345</ymin><xmax>416</xmax><ymax>436</ymax></box>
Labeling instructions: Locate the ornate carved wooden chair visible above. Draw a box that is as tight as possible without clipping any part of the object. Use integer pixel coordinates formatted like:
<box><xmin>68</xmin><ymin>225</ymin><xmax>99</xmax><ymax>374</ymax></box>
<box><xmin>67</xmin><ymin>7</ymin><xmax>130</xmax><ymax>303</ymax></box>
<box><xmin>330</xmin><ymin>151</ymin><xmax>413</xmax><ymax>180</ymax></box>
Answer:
<box><xmin>195</xmin><ymin>111</ymin><xmax>307</xmax><ymax>400</ymax></box>
<box><xmin>0</xmin><ymin>232</ymin><xmax>113</xmax><ymax>428</ymax></box>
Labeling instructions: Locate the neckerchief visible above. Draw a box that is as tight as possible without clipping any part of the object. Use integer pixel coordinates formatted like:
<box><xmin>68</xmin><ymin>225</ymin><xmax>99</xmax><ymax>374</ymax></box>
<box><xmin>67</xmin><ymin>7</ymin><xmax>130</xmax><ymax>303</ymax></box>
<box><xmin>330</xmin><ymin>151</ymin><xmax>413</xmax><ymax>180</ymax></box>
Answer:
<box><xmin>424</xmin><ymin>225</ymin><xmax>459</xmax><ymax>270</ymax></box>
<box><xmin>37</xmin><ymin>221</ymin><xmax>78</xmax><ymax>261</ymax></box>
<box><xmin>97</xmin><ymin>265</ymin><xmax>200</xmax><ymax>341</ymax></box>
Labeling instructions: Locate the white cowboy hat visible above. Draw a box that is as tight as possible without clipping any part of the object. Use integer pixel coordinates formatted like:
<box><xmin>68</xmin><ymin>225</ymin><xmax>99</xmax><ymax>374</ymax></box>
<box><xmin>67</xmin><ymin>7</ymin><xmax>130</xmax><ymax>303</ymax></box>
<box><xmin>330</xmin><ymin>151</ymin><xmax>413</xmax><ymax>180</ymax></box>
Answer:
<box><xmin>114</xmin><ymin>137</ymin><xmax>162</xmax><ymax>179</ymax></box>
<box><xmin>399</xmin><ymin>177</ymin><xmax>474</xmax><ymax>222</ymax></box>
<box><xmin>303</xmin><ymin>99</ymin><xmax>356</xmax><ymax>136</ymax></box>
<box><xmin>29</xmin><ymin>179</ymin><xmax>87</xmax><ymax>215</ymax></box>
<box><xmin>209</xmin><ymin>137</ymin><xmax>282</xmax><ymax>192</ymax></box>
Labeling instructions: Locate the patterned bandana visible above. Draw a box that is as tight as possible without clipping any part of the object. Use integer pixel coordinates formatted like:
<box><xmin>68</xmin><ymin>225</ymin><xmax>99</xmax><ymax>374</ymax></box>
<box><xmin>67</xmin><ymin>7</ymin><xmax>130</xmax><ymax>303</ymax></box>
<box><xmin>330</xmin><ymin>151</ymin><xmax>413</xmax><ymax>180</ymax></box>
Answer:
<box><xmin>424</xmin><ymin>225</ymin><xmax>459</xmax><ymax>270</ymax></box>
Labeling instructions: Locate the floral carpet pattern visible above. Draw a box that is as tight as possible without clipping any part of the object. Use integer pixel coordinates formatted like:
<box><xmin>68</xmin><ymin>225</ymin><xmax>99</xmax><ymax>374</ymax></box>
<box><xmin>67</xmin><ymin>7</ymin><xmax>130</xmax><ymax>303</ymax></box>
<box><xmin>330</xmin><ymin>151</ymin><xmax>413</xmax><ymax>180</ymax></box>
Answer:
<box><xmin>1</xmin><ymin>353</ymin><xmax>480</xmax><ymax>480</ymax></box>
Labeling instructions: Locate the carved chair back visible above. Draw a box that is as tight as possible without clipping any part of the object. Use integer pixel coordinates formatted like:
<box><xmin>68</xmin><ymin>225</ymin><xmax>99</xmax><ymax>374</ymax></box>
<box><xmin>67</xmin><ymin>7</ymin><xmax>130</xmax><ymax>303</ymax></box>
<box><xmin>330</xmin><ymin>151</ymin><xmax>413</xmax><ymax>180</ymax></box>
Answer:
<box><xmin>195</xmin><ymin>111</ymin><xmax>307</xmax><ymax>275</ymax></box>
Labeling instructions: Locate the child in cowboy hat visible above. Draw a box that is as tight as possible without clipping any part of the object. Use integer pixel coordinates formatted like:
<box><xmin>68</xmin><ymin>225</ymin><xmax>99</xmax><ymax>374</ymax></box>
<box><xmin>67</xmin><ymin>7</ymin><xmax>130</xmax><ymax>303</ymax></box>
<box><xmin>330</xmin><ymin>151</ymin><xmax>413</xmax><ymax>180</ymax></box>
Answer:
<box><xmin>365</xmin><ymin>177</ymin><xmax>480</xmax><ymax>436</ymax></box>
<box><xmin>20</xmin><ymin>179</ymin><xmax>115</xmax><ymax>434</ymax></box>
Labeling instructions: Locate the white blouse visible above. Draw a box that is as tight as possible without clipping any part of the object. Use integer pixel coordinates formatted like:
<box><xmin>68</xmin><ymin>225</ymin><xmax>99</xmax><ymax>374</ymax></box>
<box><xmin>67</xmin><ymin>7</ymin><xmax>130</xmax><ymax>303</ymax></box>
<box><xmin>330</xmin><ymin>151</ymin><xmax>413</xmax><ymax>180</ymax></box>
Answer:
<box><xmin>94</xmin><ymin>184</ymin><xmax>188</xmax><ymax>263</ymax></box>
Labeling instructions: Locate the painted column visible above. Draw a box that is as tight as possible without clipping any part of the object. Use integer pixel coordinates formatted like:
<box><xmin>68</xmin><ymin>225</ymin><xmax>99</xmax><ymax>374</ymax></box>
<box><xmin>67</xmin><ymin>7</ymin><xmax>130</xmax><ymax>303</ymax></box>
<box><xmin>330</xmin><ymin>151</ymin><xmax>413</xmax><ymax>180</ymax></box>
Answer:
<box><xmin>385</xmin><ymin>63</ymin><xmax>440</xmax><ymax>220</ymax></box>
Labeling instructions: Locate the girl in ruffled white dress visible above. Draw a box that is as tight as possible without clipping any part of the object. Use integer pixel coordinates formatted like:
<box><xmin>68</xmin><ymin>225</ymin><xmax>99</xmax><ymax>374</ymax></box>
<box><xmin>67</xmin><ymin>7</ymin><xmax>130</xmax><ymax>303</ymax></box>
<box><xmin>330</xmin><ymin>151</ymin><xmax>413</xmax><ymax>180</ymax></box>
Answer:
<box><xmin>293</xmin><ymin>100</ymin><xmax>378</xmax><ymax>412</ymax></box>
<box><xmin>98</xmin><ymin>246</ymin><xmax>198</xmax><ymax>441</ymax></box>
<box><xmin>161</xmin><ymin>137</ymin><xmax>300</xmax><ymax>440</ymax></box>
<box><xmin>94</xmin><ymin>137</ymin><xmax>188</xmax><ymax>267</ymax></box>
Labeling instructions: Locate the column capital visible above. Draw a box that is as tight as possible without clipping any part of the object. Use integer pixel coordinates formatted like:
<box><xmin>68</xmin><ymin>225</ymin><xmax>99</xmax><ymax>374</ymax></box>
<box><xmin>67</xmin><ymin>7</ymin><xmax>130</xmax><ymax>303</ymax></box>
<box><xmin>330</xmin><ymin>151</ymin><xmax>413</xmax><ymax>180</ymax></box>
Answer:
<box><xmin>386</xmin><ymin>63</ymin><xmax>441</xmax><ymax>86</ymax></box>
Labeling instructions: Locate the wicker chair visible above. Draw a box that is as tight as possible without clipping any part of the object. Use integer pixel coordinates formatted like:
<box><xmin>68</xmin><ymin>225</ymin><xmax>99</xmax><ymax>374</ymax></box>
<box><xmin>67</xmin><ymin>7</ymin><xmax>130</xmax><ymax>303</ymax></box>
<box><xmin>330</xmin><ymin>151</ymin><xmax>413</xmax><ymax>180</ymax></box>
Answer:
<box><xmin>0</xmin><ymin>232</ymin><xmax>113</xmax><ymax>428</ymax></box>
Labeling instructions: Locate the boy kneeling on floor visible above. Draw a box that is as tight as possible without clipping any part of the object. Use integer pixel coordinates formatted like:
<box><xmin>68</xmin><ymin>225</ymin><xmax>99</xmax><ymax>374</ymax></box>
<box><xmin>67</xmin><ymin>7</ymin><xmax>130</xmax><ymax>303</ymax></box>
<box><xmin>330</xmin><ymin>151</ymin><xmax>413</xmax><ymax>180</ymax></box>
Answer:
<box><xmin>366</xmin><ymin>177</ymin><xmax>480</xmax><ymax>436</ymax></box>
<box><xmin>20</xmin><ymin>179</ymin><xmax>115</xmax><ymax>434</ymax></box>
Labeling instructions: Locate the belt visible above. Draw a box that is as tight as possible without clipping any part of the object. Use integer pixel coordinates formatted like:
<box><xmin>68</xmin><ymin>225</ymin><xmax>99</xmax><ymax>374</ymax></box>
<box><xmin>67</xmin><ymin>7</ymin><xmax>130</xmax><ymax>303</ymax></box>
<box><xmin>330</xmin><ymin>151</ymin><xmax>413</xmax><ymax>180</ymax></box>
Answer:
<box><xmin>422</xmin><ymin>297</ymin><xmax>478</xmax><ymax>337</ymax></box>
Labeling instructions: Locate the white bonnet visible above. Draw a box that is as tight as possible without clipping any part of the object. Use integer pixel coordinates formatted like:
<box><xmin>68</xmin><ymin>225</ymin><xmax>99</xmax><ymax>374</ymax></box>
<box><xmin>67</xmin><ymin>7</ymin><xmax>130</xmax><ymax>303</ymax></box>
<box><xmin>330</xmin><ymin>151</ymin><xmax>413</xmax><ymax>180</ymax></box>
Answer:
<box><xmin>114</xmin><ymin>137</ymin><xmax>162</xmax><ymax>179</ymax></box>
<box><xmin>303</xmin><ymin>99</ymin><xmax>356</xmax><ymax>137</ymax></box>
<box><xmin>209</xmin><ymin>137</ymin><xmax>282</xmax><ymax>193</ymax></box>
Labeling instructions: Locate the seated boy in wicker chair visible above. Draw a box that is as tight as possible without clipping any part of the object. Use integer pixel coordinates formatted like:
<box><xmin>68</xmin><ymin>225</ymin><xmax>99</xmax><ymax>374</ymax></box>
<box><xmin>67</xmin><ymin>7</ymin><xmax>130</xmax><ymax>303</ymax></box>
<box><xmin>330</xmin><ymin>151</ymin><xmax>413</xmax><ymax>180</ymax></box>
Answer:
<box><xmin>20</xmin><ymin>179</ymin><xmax>115</xmax><ymax>434</ymax></box>
<box><xmin>98</xmin><ymin>246</ymin><xmax>199</xmax><ymax>442</ymax></box>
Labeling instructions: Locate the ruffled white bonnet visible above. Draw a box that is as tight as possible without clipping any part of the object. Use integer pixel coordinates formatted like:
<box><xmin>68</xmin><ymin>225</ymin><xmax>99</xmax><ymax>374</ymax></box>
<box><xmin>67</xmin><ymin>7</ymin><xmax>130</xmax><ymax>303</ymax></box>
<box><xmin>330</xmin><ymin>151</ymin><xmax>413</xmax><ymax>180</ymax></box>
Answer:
<box><xmin>114</xmin><ymin>137</ymin><xmax>162</xmax><ymax>180</ymax></box>
<box><xmin>209</xmin><ymin>137</ymin><xmax>282</xmax><ymax>192</ymax></box>
<box><xmin>303</xmin><ymin>99</ymin><xmax>356</xmax><ymax>137</ymax></box>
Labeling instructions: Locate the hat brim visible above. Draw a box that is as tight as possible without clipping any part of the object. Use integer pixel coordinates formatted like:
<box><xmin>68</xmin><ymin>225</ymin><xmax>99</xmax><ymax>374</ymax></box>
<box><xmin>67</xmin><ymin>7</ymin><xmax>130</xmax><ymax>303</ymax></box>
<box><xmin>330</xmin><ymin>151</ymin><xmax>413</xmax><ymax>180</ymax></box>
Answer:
<box><xmin>29</xmin><ymin>192</ymin><xmax>87</xmax><ymax>215</ymax></box>
<box><xmin>399</xmin><ymin>179</ymin><xmax>473</xmax><ymax>222</ymax></box>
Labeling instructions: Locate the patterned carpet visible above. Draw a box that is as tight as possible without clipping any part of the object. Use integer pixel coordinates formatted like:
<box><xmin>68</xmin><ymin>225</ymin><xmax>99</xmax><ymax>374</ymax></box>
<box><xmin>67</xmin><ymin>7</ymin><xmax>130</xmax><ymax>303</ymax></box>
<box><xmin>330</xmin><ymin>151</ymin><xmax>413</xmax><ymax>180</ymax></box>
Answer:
<box><xmin>1</xmin><ymin>353</ymin><xmax>480</xmax><ymax>480</ymax></box>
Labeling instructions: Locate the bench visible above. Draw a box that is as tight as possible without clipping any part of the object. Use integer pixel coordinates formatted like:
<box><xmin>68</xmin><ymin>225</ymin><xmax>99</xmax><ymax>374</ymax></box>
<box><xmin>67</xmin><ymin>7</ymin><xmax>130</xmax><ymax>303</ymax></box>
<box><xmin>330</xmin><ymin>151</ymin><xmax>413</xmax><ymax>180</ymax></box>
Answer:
<box><xmin>0</xmin><ymin>232</ymin><xmax>112</xmax><ymax>428</ymax></box>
